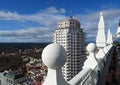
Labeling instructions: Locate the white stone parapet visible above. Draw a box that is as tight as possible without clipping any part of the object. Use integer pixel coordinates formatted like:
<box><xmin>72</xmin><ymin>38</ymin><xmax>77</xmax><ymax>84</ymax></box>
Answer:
<box><xmin>41</xmin><ymin>43</ymin><xmax>114</xmax><ymax>85</ymax></box>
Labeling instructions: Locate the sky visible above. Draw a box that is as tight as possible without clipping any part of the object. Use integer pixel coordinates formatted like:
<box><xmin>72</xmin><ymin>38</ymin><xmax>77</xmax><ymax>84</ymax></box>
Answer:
<box><xmin>0</xmin><ymin>0</ymin><xmax>120</xmax><ymax>42</ymax></box>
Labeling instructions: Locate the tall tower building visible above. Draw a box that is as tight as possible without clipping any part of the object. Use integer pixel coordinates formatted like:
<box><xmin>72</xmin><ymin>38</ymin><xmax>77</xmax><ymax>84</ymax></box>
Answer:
<box><xmin>96</xmin><ymin>12</ymin><xmax>106</xmax><ymax>49</ymax></box>
<box><xmin>53</xmin><ymin>16</ymin><xmax>86</xmax><ymax>81</ymax></box>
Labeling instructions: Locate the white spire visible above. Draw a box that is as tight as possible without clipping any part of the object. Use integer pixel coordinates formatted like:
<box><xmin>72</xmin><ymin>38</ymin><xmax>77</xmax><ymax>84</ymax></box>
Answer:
<box><xmin>96</xmin><ymin>12</ymin><xmax>106</xmax><ymax>49</ymax></box>
<box><xmin>107</xmin><ymin>28</ymin><xmax>113</xmax><ymax>45</ymax></box>
<box><xmin>110</xmin><ymin>32</ymin><xmax>113</xmax><ymax>44</ymax></box>
<box><xmin>98</xmin><ymin>12</ymin><xmax>105</xmax><ymax>29</ymax></box>
<box><xmin>107</xmin><ymin>28</ymin><xmax>111</xmax><ymax>45</ymax></box>
<box><xmin>116</xmin><ymin>20</ymin><xmax>120</xmax><ymax>38</ymax></box>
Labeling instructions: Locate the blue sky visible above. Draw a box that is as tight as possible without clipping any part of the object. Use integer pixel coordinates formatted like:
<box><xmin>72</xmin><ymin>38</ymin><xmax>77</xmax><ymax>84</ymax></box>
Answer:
<box><xmin>0</xmin><ymin>0</ymin><xmax>120</xmax><ymax>42</ymax></box>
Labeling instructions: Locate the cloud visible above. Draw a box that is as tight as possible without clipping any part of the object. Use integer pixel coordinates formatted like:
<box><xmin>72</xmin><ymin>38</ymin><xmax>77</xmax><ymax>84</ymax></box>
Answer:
<box><xmin>0</xmin><ymin>6</ymin><xmax>66</xmax><ymax>26</ymax></box>
<box><xmin>0</xmin><ymin>7</ymin><xmax>120</xmax><ymax>42</ymax></box>
<box><xmin>0</xmin><ymin>7</ymin><xmax>67</xmax><ymax>42</ymax></box>
<box><xmin>0</xmin><ymin>27</ymin><xmax>53</xmax><ymax>42</ymax></box>
<box><xmin>41</xmin><ymin>6</ymin><xmax>66</xmax><ymax>14</ymax></box>
<box><xmin>75</xmin><ymin>8</ymin><xmax>120</xmax><ymax>41</ymax></box>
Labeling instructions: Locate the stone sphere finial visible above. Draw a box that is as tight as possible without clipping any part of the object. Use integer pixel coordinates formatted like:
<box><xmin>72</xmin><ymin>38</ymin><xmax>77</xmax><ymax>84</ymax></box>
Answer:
<box><xmin>87</xmin><ymin>43</ymin><xmax>96</xmax><ymax>53</ymax></box>
<box><xmin>42</xmin><ymin>43</ymin><xmax>67</xmax><ymax>69</ymax></box>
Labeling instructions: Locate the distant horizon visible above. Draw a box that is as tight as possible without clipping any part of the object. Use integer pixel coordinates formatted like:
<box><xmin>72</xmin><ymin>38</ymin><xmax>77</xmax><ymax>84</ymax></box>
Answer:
<box><xmin>0</xmin><ymin>40</ymin><xmax>95</xmax><ymax>44</ymax></box>
<box><xmin>0</xmin><ymin>42</ymin><xmax>51</xmax><ymax>43</ymax></box>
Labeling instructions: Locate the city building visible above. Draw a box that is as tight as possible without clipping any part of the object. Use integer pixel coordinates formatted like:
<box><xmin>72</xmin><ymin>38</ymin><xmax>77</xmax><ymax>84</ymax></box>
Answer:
<box><xmin>0</xmin><ymin>70</ymin><xmax>26</xmax><ymax>85</ymax></box>
<box><xmin>53</xmin><ymin>16</ymin><xmax>86</xmax><ymax>81</ymax></box>
<box><xmin>96</xmin><ymin>12</ymin><xmax>106</xmax><ymax>49</ymax></box>
<box><xmin>26</xmin><ymin>57</ymin><xmax>47</xmax><ymax>83</ymax></box>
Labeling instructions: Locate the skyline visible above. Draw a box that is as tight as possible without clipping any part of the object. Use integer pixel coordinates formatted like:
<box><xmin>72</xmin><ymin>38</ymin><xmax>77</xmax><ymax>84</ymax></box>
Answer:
<box><xmin>0</xmin><ymin>0</ymin><xmax>120</xmax><ymax>42</ymax></box>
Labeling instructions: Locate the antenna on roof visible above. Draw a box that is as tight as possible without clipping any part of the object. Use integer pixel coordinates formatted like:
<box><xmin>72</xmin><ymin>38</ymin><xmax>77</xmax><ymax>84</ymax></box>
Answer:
<box><xmin>70</xmin><ymin>16</ymin><xmax>73</xmax><ymax>19</ymax></box>
<box><xmin>69</xmin><ymin>11</ymin><xmax>73</xmax><ymax>19</ymax></box>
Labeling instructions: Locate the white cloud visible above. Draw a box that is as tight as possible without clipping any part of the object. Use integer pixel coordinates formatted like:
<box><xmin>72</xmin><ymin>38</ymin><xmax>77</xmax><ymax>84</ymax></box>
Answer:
<box><xmin>0</xmin><ymin>7</ymin><xmax>67</xmax><ymax>42</ymax></box>
<box><xmin>42</xmin><ymin>6</ymin><xmax>66</xmax><ymax>14</ymax></box>
<box><xmin>0</xmin><ymin>27</ymin><xmax>53</xmax><ymax>42</ymax></box>
<box><xmin>75</xmin><ymin>8</ymin><xmax>120</xmax><ymax>41</ymax></box>
<box><xmin>0</xmin><ymin>7</ymin><xmax>66</xmax><ymax>26</ymax></box>
<box><xmin>0</xmin><ymin>7</ymin><xmax>120</xmax><ymax>42</ymax></box>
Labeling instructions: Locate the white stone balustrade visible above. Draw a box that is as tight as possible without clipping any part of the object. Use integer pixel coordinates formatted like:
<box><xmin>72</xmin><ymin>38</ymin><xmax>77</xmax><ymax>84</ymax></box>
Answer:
<box><xmin>41</xmin><ymin>43</ymin><xmax>114</xmax><ymax>85</ymax></box>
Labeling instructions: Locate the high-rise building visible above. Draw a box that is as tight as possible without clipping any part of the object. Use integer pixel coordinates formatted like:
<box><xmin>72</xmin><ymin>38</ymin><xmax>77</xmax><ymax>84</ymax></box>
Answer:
<box><xmin>53</xmin><ymin>16</ymin><xmax>86</xmax><ymax>81</ymax></box>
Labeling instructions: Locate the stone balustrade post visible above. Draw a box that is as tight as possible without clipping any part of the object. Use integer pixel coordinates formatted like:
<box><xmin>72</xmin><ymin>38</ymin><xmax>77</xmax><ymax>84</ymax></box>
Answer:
<box><xmin>82</xmin><ymin>43</ymin><xmax>98</xmax><ymax>69</ymax></box>
<box><xmin>41</xmin><ymin>43</ymin><xmax>69</xmax><ymax>85</ymax></box>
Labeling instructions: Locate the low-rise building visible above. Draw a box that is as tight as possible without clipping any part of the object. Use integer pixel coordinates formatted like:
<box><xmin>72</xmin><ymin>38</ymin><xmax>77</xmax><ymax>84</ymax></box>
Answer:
<box><xmin>0</xmin><ymin>70</ymin><xmax>26</xmax><ymax>85</ymax></box>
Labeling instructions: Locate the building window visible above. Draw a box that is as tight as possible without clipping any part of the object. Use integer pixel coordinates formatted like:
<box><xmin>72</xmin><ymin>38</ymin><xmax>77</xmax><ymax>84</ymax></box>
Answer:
<box><xmin>6</xmin><ymin>79</ymin><xmax>8</xmax><ymax>82</ymax></box>
<box><xmin>11</xmin><ymin>81</ymin><xmax>13</xmax><ymax>84</ymax></box>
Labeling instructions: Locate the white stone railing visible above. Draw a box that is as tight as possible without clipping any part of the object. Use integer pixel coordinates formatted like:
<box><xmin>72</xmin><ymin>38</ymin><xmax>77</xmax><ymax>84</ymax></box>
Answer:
<box><xmin>41</xmin><ymin>43</ymin><xmax>114</xmax><ymax>85</ymax></box>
